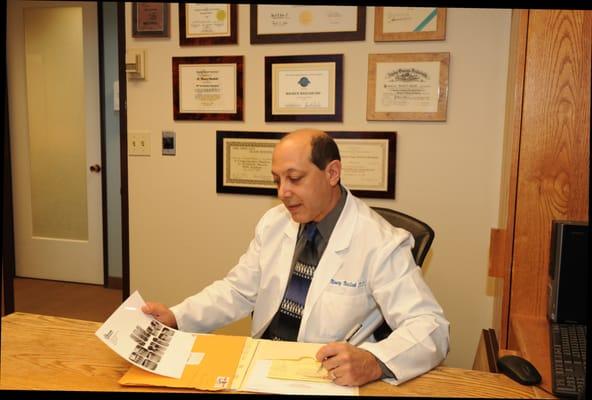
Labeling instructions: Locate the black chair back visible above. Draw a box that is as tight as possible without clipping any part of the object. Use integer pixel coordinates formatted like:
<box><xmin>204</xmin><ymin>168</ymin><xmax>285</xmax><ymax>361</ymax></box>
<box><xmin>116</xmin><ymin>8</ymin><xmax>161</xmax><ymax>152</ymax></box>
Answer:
<box><xmin>370</xmin><ymin>207</ymin><xmax>435</xmax><ymax>341</ymax></box>
<box><xmin>371</xmin><ymin>207</ymin><xmax>435</xmax><ymax>267</ymax></box>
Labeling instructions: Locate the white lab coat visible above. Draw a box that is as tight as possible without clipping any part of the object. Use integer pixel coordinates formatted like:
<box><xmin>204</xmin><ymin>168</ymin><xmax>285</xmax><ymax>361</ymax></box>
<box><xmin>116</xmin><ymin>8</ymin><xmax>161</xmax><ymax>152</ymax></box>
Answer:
<box><xmin>171</xmin><ymin>188</ymin><xmax>450</xmax><ymax>384</ymax></box>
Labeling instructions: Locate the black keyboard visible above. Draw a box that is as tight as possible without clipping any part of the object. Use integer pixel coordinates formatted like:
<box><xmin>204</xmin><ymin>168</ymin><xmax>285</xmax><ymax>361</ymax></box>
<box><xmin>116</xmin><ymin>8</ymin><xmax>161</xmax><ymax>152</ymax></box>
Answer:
<box><xmin>550</xmin><ymin>323</ymin><xmax>586</xmax><ymax>398</ymax></box>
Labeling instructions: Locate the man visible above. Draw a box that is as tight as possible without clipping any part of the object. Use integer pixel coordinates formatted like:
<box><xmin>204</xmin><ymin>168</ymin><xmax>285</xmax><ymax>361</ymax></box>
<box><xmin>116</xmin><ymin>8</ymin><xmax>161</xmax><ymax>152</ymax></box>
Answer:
<box><xmin>143</xmin><ymin>128</ymin><xmax>449</xmax><ymax>386</ymax></box>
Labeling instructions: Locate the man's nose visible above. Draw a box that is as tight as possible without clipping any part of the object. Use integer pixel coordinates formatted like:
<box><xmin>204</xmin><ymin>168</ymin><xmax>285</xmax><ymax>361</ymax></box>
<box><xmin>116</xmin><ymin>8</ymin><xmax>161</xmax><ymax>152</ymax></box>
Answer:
<box><xmin>277</xmin><ymin>181</ymin><xmax>291</xmax><ymax>199</ymax></box>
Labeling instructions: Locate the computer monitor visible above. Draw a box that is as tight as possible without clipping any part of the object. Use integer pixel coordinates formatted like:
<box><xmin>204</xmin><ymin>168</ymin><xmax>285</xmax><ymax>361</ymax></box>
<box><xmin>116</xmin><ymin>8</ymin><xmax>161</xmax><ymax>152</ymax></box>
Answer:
<box><xmin>547</xmin><ymin>220</ymin><xmax>588</xmax><ymax>324</ymax></box>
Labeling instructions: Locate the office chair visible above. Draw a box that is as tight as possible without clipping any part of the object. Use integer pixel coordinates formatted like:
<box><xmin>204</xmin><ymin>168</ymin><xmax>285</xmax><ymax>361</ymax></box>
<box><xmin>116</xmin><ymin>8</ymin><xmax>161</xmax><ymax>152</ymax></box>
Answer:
<box><xmin>370</xmin><ymin>206</ymin><xmax>435</xmax><ymax>341</ymax></box>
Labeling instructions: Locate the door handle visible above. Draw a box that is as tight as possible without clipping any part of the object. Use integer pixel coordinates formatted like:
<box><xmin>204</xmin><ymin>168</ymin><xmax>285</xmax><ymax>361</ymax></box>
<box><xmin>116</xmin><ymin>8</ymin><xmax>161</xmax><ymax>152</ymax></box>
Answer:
<box><xmin>89</xmin><ymin>164</ymin><xmax>102</xmax><ymax>173</ymax></box>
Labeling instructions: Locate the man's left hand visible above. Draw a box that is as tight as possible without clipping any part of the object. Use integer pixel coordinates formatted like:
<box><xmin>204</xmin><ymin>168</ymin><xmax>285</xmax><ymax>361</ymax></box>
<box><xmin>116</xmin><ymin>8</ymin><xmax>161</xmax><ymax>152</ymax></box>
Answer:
<box><xmin>316</xmin><ymin>342</ymin><xmax>383</xmax><ymax>386</ymax></box>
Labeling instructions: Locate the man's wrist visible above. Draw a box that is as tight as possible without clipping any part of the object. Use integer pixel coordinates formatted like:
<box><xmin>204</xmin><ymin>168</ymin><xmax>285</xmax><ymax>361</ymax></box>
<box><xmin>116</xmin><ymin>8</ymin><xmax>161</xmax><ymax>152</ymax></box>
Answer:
<box><xmin>375</xmin><ymin>357</ymin><xmax>396</xmax><ymax>379</ymax></box>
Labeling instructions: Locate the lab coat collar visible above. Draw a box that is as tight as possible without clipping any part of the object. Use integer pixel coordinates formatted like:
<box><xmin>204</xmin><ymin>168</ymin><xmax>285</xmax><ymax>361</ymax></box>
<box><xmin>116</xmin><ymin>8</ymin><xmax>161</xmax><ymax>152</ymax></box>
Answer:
<box><xmin>298</xmin><ymin>188</ymin><xmax>358</xmax><ymax>339</ymax></box>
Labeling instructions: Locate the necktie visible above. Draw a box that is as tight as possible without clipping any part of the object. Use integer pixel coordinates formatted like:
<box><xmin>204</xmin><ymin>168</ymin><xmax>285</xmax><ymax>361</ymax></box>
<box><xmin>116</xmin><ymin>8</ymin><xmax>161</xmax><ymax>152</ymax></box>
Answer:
<box><xmin>262</xmin><ymin>223</ymin><xmax>319</xmax><ymax>341</ymax></box>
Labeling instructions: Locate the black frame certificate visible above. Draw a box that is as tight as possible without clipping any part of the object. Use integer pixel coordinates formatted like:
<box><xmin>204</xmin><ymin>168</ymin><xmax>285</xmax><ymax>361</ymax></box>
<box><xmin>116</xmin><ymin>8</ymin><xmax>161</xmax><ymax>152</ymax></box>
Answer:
<box><xmin>250</xmin><ymin>5</ymin><xmax>365</xmax><ymax>44</ymax></box>
<box><xmin>172</xmin><ymin>56</ymin><xmax>243</xmax><ymax>121</ymax></box>
<box><xmin>367</xmin><ymin>52</ymin><xmax>450</xmax><ymax>121</ymax></box>
<box><xmin>216</xmin><ymin>131</ymin><xmax>396</xmax><ymax>199</ymax></box>
<box><xmin>265</xmin><ymin>54</ymin><xmax>343</xmax><ymax>122</ymax></box>
<box><xmin>179</xmin><ymin>4</ymin><xmax>237</xmax><ymax>45</ymax></box>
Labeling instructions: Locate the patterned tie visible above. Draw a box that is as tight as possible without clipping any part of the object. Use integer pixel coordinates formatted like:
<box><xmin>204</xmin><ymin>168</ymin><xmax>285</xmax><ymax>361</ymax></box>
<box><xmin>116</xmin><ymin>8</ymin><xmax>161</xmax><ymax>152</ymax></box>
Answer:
<box><xmin>262</xmin><ymin>222</ymin><xmax>319</xmax><ymax>341</ymax></box>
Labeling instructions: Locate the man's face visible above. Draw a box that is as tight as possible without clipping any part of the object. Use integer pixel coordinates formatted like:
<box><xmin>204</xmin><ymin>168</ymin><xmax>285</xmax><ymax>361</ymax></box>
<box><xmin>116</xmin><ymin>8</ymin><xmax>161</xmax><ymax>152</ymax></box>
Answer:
<box><xmin>271</xmin><ymin>137</ymin><xmax>335</xmax><ymax>223</ymax></box>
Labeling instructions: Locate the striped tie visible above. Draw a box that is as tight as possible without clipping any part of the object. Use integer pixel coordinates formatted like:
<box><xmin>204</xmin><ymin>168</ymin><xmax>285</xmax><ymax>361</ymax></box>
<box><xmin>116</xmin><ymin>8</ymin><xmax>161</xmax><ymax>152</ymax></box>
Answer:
<box><xmin>262</xmin><ymin>222</ymin><xmax>319</xmax><ymax>341</ymax></box>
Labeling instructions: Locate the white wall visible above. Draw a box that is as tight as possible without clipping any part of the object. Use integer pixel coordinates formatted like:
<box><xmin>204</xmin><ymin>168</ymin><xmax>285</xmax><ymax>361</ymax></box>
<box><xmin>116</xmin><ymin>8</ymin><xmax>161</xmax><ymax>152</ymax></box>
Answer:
<box><xmin>126</xmin><ymin>5</ymin><xmax>511</xmax><ymax>370</ymax></box>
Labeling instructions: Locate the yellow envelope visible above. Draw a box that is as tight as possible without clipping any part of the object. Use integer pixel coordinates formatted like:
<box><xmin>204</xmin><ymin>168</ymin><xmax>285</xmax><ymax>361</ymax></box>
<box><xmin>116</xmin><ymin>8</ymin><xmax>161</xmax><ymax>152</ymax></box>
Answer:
<box><xmin>119</xmin><ymin>333</ymin><xmax>247</xmax><ymax>391</ymax></box>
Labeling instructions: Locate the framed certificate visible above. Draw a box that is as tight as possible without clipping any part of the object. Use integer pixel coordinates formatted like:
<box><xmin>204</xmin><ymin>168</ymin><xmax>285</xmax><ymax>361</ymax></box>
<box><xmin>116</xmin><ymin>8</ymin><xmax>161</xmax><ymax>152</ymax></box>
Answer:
<box><xmin>374</xmin><ymin>7</ymin><xmax>446</xmax><ymax>42</ymax></box>
<box><xmin>250</xmin><ymin>5</ymin><xmax>365</xmax><ymax>44</ymax></box>
<box><xmin>172</xmin><ymin>56</ymin><xmax>243</xmax><ymax>121</ymax></box>
<box><xmin>265</xmin><ymin>54</ymin><xmax>343</xmax><ymax>122</ymax></box>
<box><xmin>367</xmin><ymin>52</ymin><xmax>450</xmax><ymax>121</ymax></box>
<box><xmin>179</xmin><ymin>4</ymin><xmax>237</xmax><ymax>45</ymax></box>
<box><xmin>132</xmin><ymin>3</ymin><xmax>169</xmax><ymax>38</ymax></box>
<box><xmin>216</xmin><ymin>131</ymin><xmax>396</xmax><ymax>199</ymax></box>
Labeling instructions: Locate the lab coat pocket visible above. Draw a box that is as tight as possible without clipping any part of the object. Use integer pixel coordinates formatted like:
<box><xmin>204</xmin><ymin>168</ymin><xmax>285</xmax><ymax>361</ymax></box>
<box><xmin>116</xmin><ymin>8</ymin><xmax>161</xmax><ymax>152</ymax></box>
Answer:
<box><xmin>319</xmin><ymin>290</ymin><xmax>373</xmax><ymax>341</ymax></box>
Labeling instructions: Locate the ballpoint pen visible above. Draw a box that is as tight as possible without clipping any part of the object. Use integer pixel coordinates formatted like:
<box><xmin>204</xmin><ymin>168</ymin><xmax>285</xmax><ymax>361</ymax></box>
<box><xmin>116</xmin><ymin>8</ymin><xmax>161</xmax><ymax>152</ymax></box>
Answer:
<box><xmin>343</xmin><ymin>323</ymin><xmax>363</xmax><ymax>343</ymax></box>
<box><xmin>317</xmin><ymin>322</ymin><xmax>363</xmax><ymax>373</ymax></box>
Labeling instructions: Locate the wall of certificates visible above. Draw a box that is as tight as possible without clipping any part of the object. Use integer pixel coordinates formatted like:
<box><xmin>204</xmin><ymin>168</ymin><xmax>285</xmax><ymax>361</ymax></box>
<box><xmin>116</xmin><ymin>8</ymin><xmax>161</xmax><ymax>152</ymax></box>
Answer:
<box><xmin>130</xmin><ymin>4</ymin><xmax>450</xmax><ymax>199</ymax></box>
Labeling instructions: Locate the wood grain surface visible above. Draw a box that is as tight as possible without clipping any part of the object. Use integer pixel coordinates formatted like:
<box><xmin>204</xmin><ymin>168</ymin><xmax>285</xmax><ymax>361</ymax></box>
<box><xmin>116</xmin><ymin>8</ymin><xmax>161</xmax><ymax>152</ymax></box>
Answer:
<box><xmin>511</xmin><ymin>9</ymin><xmax>590</xmax><ymax>321</ymax></box>
<box><xmin>1</xmin><ymin>312</ymin><xmax>552</xmax><ymax>397</ymax></box>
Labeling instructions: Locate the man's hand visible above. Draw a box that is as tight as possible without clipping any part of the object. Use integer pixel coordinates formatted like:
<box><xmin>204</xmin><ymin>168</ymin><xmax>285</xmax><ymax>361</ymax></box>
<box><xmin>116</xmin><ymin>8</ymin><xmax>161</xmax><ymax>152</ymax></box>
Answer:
<box><xmin>141</xmin><ymin>302</ymin><xmax>178</xmax><ymax>329</ymax></box>
<box><xmin>316</xmin><ymin>342</ymin><xmax>383</xmax><ymax>386</ymax></box>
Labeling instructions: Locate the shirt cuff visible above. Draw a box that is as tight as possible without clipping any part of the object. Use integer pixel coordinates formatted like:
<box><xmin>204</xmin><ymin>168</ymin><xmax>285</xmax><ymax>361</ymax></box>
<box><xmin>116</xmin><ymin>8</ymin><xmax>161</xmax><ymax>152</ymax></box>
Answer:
<box><xmin>376</xmin><ymin>358</ymin><xmax>397</xmax><ymax>379</ymax></box>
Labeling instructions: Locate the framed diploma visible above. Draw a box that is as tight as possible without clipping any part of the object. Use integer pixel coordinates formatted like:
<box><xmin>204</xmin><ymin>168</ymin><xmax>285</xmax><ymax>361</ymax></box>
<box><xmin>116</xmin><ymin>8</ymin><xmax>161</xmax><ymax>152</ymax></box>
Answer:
<box><xmin>172</xmin><ymin>56</ymin><xmax>243</xmax><ymax>121</ymax></box>
<box><xmin>179</xmin><ymin>4</ymin><xmax>237</xmax><ymax>45</ymax></box>
<box><xmin>374</xmin><ymin>7</ymin><xmax>446</xmax><ymax>41</ymax></box>
<box><xmin>367</xmin><ymin>52</ymin><xmax>450</xmax><ymax>121</ymax></box>
<box><xmin>216</xmin><ymin>131</ymin><xmax>396</xmax><ymax>199</ymax></box>
<box><xmin>250</xmin><ymin>5</ymin><xmax>365</xmax><ymax>44</ymax></box>
<box><xmin>132</xmin><ymin>3</ymin><xmax>169</xmax><ymax>38</ymax></box>
<box><xmin>265</xmin><ymin>54</ymin><xmax>343</xmax><ymax>122</ymax></box>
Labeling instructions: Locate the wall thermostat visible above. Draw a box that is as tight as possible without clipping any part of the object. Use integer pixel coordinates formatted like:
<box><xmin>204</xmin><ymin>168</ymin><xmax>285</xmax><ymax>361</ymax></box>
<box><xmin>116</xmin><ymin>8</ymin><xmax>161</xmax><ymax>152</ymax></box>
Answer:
<box><xmin>162</xmin><ymin>131</ymin><xmax>175</xmax><ymax>155</ymax></box>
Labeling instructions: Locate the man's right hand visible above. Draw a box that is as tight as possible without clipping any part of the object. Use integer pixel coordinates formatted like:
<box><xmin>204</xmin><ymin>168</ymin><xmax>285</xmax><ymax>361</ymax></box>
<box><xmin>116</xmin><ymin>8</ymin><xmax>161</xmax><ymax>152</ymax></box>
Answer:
<box><xmin>142</xmin><ymin>302</ymin><xmax>178</xmax><ymax>329</ymax></box>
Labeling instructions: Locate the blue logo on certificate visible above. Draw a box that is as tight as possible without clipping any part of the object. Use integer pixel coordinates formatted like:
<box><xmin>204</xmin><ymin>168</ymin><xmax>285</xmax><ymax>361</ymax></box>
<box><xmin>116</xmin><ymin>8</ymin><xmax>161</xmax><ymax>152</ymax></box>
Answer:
<box><xmin>298</xmin><ymin>77</ymin><xmax>311</xmax><ymax>87</ymax></box>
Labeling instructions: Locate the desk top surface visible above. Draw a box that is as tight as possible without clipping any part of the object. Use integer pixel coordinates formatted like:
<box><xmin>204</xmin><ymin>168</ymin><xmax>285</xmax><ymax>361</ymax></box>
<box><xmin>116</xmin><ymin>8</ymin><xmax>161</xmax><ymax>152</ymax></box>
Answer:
<box><xmin>0</xmin><ymin>312</ymin><xmax>552</xmax><ymax>397</ymax></box>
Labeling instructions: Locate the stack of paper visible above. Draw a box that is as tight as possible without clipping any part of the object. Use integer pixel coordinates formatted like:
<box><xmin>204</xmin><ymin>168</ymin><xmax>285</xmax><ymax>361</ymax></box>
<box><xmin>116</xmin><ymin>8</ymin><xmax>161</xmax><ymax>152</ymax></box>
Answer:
<box><xmin>96</xmin><ymin>291</ymin><xmax>358</xmax><ymax>396</ymax></box>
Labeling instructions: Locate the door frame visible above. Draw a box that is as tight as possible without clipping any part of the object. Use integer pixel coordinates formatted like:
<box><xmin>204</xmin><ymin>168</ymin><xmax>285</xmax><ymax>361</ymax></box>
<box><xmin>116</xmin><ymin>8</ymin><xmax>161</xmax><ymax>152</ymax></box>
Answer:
<box><xmin>2</xmin><ymin>1</ymin><xmax>130</xmax><ymax>313</ymax></box>
<box><xmin>117</xmin><ymin>1</ymin><xmax>130</xmax><ymax>300</ymax></box>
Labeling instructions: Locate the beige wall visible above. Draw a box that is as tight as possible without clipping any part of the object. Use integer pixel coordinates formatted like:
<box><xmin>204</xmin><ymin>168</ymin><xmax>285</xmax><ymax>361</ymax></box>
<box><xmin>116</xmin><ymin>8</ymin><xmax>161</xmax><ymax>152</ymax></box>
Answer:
<box><xmin>126</xmin><ymin>5</ymin><xmax>511</xmax><ymax>370</ymax></box>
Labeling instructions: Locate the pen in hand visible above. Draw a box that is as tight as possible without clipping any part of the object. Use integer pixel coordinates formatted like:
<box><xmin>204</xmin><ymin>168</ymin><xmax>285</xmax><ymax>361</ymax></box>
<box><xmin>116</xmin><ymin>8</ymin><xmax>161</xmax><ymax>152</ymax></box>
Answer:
<box><xmin>317</xmin><ymin>323</ymin><xmax>363</xmax><ymax>373</ymax></box>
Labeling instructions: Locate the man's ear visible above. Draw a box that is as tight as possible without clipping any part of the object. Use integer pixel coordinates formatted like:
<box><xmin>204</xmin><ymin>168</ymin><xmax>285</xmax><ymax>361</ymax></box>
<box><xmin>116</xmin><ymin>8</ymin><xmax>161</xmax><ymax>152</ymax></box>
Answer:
<box><xmin>325</xmin><ymin>160</ymin><xmax>342</xmax><ymax>186</ymax></box>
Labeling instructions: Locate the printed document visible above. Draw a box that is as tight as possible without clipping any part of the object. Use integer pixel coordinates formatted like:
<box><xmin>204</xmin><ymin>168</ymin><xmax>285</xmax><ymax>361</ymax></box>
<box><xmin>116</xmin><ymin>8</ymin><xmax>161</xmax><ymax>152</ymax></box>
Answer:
<box><xmin>95</xmin><ymin>290</ymin><xmax>194</xmax><ymax>378</ymax></box>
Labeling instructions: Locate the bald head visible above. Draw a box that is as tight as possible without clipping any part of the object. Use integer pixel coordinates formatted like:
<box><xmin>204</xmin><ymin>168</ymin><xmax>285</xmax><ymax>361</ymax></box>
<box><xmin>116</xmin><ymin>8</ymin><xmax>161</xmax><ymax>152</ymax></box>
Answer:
<box><xmin>279</xmin><ymin>129</ymin><xmax>341</xmax><ymax>171</ymax></box>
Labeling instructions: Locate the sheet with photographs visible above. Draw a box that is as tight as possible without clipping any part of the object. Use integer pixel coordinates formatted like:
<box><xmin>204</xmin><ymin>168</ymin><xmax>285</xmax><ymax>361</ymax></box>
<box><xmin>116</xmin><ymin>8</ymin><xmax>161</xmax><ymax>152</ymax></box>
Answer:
<box><xmin>95</xmin><ymin>290</ymin><xmax>195</xmax><ymax>378</ymax></box>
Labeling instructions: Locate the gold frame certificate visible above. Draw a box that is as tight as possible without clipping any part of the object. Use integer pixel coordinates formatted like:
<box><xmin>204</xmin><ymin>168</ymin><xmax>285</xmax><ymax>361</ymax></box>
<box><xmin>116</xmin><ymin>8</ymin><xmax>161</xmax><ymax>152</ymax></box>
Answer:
<box><xmin>265</xmin><ymin>54</ymin><xmax>343</xmax><ymax>122</ymax></box>
<box><xmin>172</xmin><ymin>56</ymin><xmax>243</xmax><ymax>121</ymax></box>
<box><xmin>374</xmin><ymin>7</ymin><xmax>446</xmax><ymax>41</ymax></box>
<box><xmin>367</xmin><ymin>52</ymin><xmax>449</xmax><ymax>121</ymax></box>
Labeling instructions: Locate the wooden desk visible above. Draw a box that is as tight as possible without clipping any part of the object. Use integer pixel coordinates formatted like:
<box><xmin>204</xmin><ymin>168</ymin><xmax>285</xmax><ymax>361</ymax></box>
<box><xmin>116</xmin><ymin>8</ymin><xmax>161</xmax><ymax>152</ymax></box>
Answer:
<box><xmin>509</xmin><ymin>315</ymin><xmax>554</xmax><ymax>394</ymax></box>
<box><xmin>1</xmin><ymin>313</ymin><xmax>552</xmax><ymax>397</ymax></box>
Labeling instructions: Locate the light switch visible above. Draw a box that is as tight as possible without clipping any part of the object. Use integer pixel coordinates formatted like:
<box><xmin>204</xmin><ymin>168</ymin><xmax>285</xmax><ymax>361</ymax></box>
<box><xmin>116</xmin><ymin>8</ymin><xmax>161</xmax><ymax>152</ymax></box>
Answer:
<box><xmin>129</xmin><ymin>132</ymin><xmax>151</xmax><ymax>156</ymax></box>
<box><xmin>162</xmin><ymin>131</ymin><xmax>175</xmax><ymax>156</ymax></box>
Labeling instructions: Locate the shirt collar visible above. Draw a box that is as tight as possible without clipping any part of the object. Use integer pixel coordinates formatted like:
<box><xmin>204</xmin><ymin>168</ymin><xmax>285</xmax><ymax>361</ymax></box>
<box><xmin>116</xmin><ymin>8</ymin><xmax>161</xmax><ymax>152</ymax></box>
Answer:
<box><xmin>304</xmin><ymin>185</ymin><xmax>347</xmax><ymax>241</ymax></box>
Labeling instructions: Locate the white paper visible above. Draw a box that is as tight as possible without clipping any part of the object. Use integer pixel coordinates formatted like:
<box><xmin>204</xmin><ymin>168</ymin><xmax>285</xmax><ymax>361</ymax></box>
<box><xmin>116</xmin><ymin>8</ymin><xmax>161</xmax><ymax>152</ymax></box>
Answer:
<box><xmin>242</xmin><ymin>359</ymin><xmax>358</xmax><ymax>396</ymax></box>
<box><xmin>95</xmin><ymin>290</ymin><xmax>195</xmax><ymax>378</ymax></box>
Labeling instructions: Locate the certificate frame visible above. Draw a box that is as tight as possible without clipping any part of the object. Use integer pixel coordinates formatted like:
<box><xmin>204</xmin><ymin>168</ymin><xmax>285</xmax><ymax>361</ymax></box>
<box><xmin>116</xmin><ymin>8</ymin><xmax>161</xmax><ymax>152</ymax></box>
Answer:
<box><xmin>374</xmin><ymin>7</ymin><xmax>446</xmax><ymax>42</ymax></box>
<box><xmin>265</xmin><ymin>54</ymin><xmax>343</xmax><ymax>122</ymax></box>
<box><xmin>367</xmin><ymin>52</ymin><xmax>450</xmax><ymax>121</ymax></box>
<box><xmin>179</xmin><ymin>4</ymin><xmax>237</xmax><ymax>46</ymax></box>
<box><xmin>131</xmin><ymin>2</ymin><xmax>170</xmax><ymax>38</ymax></box>
<box><xmin>250</xmin><ymin>5</ymin><xmax>366</xmax><ymax>44</ymax></box>
<box><xmin>172</xmin><ymin>56</ymin><xmax>243</xmax><ymax>121</ymax></box>
<box><xmin>216</xmin><ymin>131</ymin><xmax>396</xmax><ymax>199</ymax></box>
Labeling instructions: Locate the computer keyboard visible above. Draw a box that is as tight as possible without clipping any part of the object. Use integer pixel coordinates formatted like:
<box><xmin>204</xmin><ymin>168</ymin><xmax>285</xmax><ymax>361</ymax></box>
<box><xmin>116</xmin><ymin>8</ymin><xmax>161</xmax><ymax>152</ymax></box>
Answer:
<box><xmin>550</xmin><ymin>323</ymin><xmax>586</xmax><ymax>398</ymax></box>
